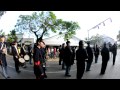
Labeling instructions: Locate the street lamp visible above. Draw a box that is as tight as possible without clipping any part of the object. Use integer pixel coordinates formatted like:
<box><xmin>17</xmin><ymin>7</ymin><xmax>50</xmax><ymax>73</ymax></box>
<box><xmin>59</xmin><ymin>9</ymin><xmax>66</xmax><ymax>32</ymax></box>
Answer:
<box><xmin>87</xmin><ymin>25</ymin><xmax>98</xmax><ymax>41</ymax></box>
<box><xmin>87</xmin><ymin>17</ymin><xmax>112</xmax><ymax>41</ymax></box>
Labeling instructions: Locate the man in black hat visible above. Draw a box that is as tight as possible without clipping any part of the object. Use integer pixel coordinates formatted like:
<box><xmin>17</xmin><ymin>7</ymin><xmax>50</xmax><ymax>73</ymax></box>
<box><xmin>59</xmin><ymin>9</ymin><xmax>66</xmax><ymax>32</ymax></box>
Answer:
<box><xmin>0</xmin><ymin>35</ymin><xmax>10</xmax><ymax>79</ymax></box>
<box><xmin>86</xmin><ymin>41</ymin><xmax>93</xmax><ymax>71</ymax></box>
<box><xmin>76</xmin><ymin>40</ymin><xmax>88</xmax><ymax>79</ymax></box>
<box><xmin>59</xmin><ymin>45</ymin><xmax>62</xmax><ymax>65</ymax></box>
<box><xmin>11</xmin><ymin>41</ymin><xmax>21</xmax><ymax>73</ymax></box>
<box><xmin>100</xmin><ymin>43</ymin><xmax>110</xmax><ymax>75</ymax></box>
<box><xmin>28</xmin><ymin>44</ymin><xmax>32</xmax><ymax>65</ymax></box>
<box><xmin>63</xmin><ymin>40</ymin><xmax>72</xmax><ymax>77</ymax></box>
<box><xmin>59</xmin><ymin>43</ymin><xmax>66</xmax><ymax>69</ymax></box>
<box><xmin>93</xmin><ymin>44</ymin><xmax>100</xmax><ymax>63</ymax></box>
<box><xmin>111</xmin><ymin>43</ymin><xmax>117</xmax><ymax>65</ymax></box>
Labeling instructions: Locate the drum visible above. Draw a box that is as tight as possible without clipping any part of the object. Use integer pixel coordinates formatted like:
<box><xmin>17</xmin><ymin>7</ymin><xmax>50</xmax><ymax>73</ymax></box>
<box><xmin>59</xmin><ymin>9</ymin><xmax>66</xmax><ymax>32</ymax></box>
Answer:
<box><xmin>18</xmin><ymin>58</ymin><xmax>25</xmax><ymax>66</ymax></box>
<box><xmin>19</xmin><ymin>58</ymin><xmax>25</xmax><ymax>63</ymax></box>
<box><xmin>2</xmin><ymin>47</ymin><xmax>7</xmax><ymax>55</ymax></box>
<box><xmin>24</xmin><ymin>55</ymin><xmax>30</xmax><ymax>62</ymax></box>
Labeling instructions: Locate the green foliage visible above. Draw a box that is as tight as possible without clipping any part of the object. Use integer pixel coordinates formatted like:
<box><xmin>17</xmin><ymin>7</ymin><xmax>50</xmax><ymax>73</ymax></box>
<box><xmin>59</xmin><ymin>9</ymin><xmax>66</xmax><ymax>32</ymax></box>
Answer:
<box><xmin>15</xmin><ymin>11</ymin><xmax>58</xmax><ymax>40</ymax></box>
<box><xmin>7</xmin><ymin>29</ymin><xmax>18</xmax><ymax>43</ymax></box>
<box><xmin>0</xmin><ymin>29</ymin><xmax>5</xmax><ymax>36</ymax></box>
<box><xmin>15</xmin><ymin>11</ymin><xmax>80</xmax><ymax>41</ymax></box>
<box><xmin>59</xmin><ymin>21</ymin><xmax>80</xmax><ymax>40</ymax></box>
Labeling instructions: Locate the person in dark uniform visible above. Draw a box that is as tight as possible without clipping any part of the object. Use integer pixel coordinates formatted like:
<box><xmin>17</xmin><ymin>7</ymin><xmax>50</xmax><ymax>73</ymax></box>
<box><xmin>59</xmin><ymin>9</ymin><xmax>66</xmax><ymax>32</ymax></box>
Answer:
<box><xmin>93</xmin><ymin>44</ymin><xmax>100</xmax><ymax>63</ymax></box>
<box><xmin>59</xmin><ymin>45</ymin><xmax>62</xmax><ymax>65</ymax></box>
<box><xmin>111</xmin><ymin>43</ymin><xmax>117</xmax><ymax>65</ymax></box>
<box><xmin>28</xmin><ymin>44</ymin><xmax>32</xmax><ymax>65</ymax></box>
<box><xmin>76</xmin><ymin>40</ymin><xmax>88</xmax><ymax>79</ymax></box>
<box><xmin>63</xmin><ymin>40</ymin><xmax>72</xmax><ymax>77</ymax></box>
<box><xmin>71</xmin><ymin>47</ymin><xmax>75</xmax><ymax>65</ymax></box>
<box><xmin>100</xmin><ymin>43</ymin><xmax>110</xmax><ymax>75</ymax></box>
<box><xmin>32</xmin><ymin>43</ymin><xmax>37</xmax><ymax>64</ymax></box>
<box><xmin>61</xmin><ymin>43</ymin><xmax>66</xmax><ymax>70</ymax></box>
<box><xmin>109</xmin><ymin>43</ymin><xmax>113</xmax><ymax>58</ymax></box>
<box><xmin>20</xmin><ymin>43</ymin><xmax>27</xmax><ymax>68</ymax></box>
<box><xmin>11</xmin><ymin>41</ymin><xmax>21</xmax><ymax>73</ymax></box>
<box><xmin>40</xmin><ymin>42</ymin><xmax>47</xmax><ymax>78</ymax></box>
<box><xmin>86</xmin><ymin>42</ymin><xmax>93</xmax><ymax>71</ymax></box>
<box><xmin>33</xmin><ymin>40</ymin><xmax>44</xmax><ymax>79</ymax></box>
<box><xmin>0</xmin><ymin>35</ymin><xmax>10</xmax><ymax>79</ymax></box>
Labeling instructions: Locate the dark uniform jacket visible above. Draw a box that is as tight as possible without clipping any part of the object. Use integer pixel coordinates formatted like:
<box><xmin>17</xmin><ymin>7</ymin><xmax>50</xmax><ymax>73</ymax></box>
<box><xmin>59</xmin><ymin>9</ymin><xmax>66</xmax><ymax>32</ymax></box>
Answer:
<box><xmin>0</xmin><ymin>42</ymin><xmax>7</xmax><ymax>67</ymax></box>
<box><xmin>28</xmin><ymin>45</ymin><xmax>32</xmax><ymax>55</ymax></box>
<box><xmin>40</xmin><ymin>48</ymin><xmax>46</xmax><ymax>63</ymax></box>
<box><xmin>33</xmin><ymin>47</ymin><xmax>44</xmax><ymax>75</ymax></box>
<box><xmin>63</xmin><ymin>46</ymin><xmax>72</xmax><ymax>66</ymax></box>
<box><xmin>11</xmin><ymin>46</ymin><xmax>19</xmax><ymax>59</ymax></box>
<box><xmin>76</xmin><ymin>48</ymin><xmax>88</xmax><ymax>64</ymax></box>
<box><xmin>86</xmin><ymin>46</ymin><xmax>93</xmax><ymax>62</ymax></box>
<box><xmin>93</xmin><ymin>46</ymin><xmax>100</xmax><ymax>57</ymax></box>
<box><xmin>111</xmin><ymin>45</ymin><xmax>117</xmax><ymax>55</ymax></box>
<box><xmin>101</xmin><ymin>47</ymin><xmax>110</xmax><ymax>61</ymax></box>
<box><xmin>20</xmin><ymin>47</ymin><xmax>26</xmax><ymax>57</ymax></box>
<box><xmin>71</xmin><ymin>47</ymin><xmax>75</xmax><ymax>65</ymax></box>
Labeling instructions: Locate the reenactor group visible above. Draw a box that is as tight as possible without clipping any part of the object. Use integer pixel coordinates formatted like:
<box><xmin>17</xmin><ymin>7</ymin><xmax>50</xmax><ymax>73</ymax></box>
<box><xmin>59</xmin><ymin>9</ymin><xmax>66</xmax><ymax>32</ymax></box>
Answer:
<box><xmin>59</xmin><ymin>40</ymin><xmax>117</xmax><ymax>79</ymax></box>
<box><xmin>0</xmin><ymin>35</ymin><xmax>118</xmax><ymax>79</ymax></box>
<box><xmin>0</xmin><ymin>35</ymin><xmax>47</xmax><ymax>79</ymax></box>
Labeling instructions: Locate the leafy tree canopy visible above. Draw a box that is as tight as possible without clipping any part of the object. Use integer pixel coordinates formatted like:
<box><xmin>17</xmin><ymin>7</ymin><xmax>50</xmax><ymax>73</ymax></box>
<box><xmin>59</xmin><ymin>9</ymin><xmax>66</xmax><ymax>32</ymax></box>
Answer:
<box><xmin>15</xmin><ymin>11</ymin><xmax>80</xmax><ymax>42</ymax></box>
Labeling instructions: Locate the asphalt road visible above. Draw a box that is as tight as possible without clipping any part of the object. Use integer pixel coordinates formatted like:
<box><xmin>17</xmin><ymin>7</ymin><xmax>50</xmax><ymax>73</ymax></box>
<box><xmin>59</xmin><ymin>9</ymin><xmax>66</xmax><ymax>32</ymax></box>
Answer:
<box><xmin>0</xmin><ymin>49</ymin><xmax>120</xmax><ymax>79</ymax></box>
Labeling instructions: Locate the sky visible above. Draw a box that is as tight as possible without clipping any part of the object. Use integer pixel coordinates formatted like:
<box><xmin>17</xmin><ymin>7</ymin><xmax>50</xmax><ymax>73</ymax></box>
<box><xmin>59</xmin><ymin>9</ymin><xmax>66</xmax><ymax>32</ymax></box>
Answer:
<box><xmin>0</xmin><ymin>11</ymin><xmax>120</xmax><ymax>41</ymax></box>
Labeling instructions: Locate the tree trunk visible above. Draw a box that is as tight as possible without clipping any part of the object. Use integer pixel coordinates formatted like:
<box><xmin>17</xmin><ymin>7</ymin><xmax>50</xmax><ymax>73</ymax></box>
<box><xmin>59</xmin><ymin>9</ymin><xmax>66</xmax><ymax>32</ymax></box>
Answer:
<box><xmin>33</xmin><ymin>32</ymin><xmax>38</xmax><ymax>43</ymax></box>
<box><xmin>38</xmin><ymin>27</ymin><xmax>47</xmax><ymax>42</ymax></box>
<box><xmin>39</xmin><ymin>36</ymin><xmax>43</xmax><ymax>41</ymax></box>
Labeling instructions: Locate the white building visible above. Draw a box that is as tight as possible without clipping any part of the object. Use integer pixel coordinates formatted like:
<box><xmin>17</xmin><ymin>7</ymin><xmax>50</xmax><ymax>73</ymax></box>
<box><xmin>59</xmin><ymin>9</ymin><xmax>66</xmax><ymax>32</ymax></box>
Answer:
<box><xmin>101</xmin><ymin>35</ymin><xmax>116</xmax><ymax>45</ymax></box>
<box><xmin>21</xmin><ymin>38</ymin><xmax>34</xmax><ymax>45</ymax></box>
<box><xmin>43</xmin><ymin>34</ymin><xmax>86</xmax><ymax>46</ymax></box>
